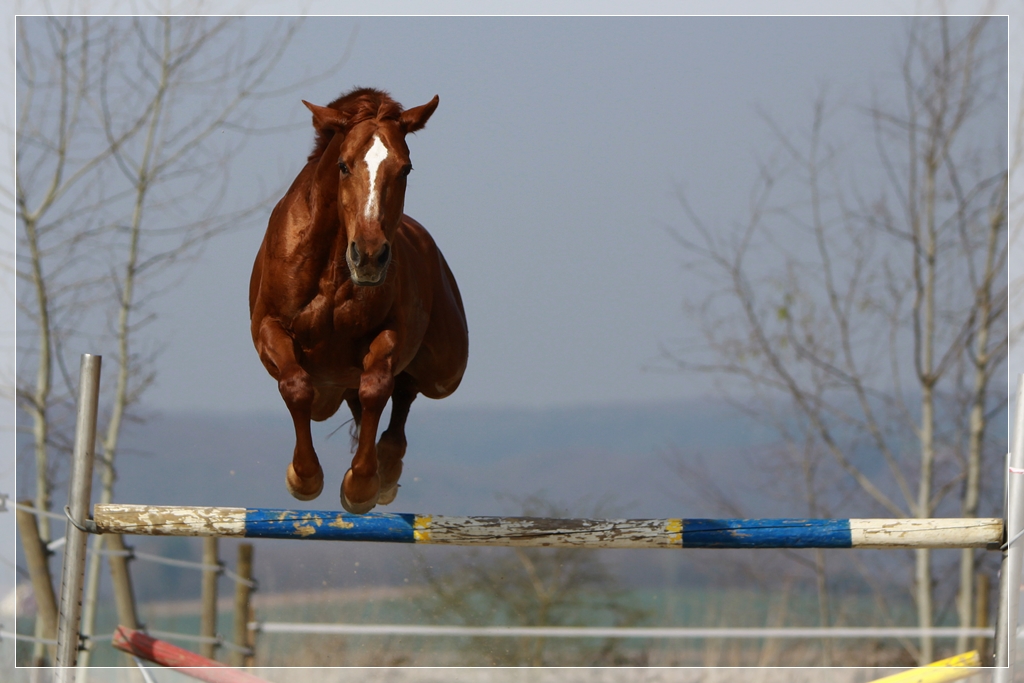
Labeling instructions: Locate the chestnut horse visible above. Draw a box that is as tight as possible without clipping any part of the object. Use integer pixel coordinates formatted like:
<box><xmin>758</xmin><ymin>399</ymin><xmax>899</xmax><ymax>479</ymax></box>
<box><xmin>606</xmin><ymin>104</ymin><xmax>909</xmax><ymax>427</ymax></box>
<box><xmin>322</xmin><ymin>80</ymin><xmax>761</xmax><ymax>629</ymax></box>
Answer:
<box><xmin>249</xmin><ymin>88</ymin><xmax>468</xmax><ymax>513</ymax></box>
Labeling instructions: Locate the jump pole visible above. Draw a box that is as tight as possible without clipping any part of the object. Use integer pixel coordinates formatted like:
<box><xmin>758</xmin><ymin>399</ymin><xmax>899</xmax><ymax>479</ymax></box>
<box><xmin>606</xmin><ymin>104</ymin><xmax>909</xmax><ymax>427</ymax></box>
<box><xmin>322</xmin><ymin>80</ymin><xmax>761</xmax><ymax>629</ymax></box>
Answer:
<box><xmin>91</xmin><ymin>506</ymin><xmax>1004</xmax><ymax>550</ymax></box>
<box><xmin>112</xmin><ymin>627</ymin><xmax>269</xmax><ymax>683</ymax></box>
<box><xmin>54</xmin><ymin>354</ymin><xmax>102</xmax><ymax>682</ymax></box>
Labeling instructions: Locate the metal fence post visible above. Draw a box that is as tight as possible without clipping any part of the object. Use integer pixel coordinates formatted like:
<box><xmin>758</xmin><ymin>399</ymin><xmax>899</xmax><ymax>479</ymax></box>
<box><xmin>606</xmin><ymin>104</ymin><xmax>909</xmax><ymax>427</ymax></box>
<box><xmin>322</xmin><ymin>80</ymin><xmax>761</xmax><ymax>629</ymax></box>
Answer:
<box><xmin>54</xmin><ymin>354</ymin><xmax>101</xmax><ymax>682</ymax></box>
<box><xmin>995</xmin><ymin>374</ymin><xmax>1024</xmax><ymax>683</ymax></box>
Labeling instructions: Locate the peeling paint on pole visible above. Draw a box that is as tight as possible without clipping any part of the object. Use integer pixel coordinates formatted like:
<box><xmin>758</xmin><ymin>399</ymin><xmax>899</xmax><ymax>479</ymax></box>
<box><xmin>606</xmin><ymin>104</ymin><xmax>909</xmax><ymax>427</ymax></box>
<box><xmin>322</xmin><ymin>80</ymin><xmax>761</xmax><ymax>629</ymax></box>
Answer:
<box><xmin>92</xmin><ymin>504</ymin><xmax>1004</xmax><ymax>550</ymax></box>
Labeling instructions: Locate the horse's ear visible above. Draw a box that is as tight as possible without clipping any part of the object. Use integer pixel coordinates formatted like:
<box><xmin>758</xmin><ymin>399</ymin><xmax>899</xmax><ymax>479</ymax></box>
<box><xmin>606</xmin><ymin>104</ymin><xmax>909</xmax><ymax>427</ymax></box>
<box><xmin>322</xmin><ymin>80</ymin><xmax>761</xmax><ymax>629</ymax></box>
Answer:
<box><xmin>400</xmin><ymin>95</ymin><xmax>439</xmax><ymax>134</ymax></box>
<box><xmin>303</xmin><ymin>100</ymin><xmax>348</xmax><ymax>132</ymax></box>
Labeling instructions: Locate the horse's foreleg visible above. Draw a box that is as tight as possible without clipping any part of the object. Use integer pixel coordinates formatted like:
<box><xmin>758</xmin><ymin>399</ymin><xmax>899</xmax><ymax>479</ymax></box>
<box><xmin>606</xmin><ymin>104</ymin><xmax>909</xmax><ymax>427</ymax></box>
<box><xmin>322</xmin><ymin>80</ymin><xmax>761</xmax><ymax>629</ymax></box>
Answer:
<box><xmin>256</xmin><ymin>319</ymin><xmax>323</xmax><ymax>501</ymax></box>
<box><xmin>341</xmin><ymin>330</ymin><xmax>397</xmax><ymax>513</ymax></box>
<box><xmin>377</xmin><ymin>374</ymin><xmax>417</xmax><ymax>506</ymax></box>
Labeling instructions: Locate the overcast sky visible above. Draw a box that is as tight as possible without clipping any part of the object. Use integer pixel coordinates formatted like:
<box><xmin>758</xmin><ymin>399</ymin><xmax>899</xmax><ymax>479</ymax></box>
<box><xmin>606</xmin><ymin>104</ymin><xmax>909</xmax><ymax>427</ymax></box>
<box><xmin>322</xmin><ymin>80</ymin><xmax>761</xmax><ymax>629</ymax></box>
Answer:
<box><xmin>132</xmin><ymin>14</ymin><xmax>984</xmax><ymax>414</ymax></box>
<box><xmin>8</xmin><ymin>8</ymin><xmax>1019</xmax><ymax>420</ymax></box>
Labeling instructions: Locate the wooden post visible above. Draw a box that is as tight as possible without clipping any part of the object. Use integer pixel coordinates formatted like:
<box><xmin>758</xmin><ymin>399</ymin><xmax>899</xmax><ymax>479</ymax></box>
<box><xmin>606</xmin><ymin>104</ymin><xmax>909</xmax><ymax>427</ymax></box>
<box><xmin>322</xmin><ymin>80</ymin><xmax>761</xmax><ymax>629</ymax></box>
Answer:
<box><xmin>104</xmin><ymin>533</ymin><xmax>140</xmax><ymax>672</ymax></box>
<box><xmin>16</xmin><ymin>501</ymin><xmax>58</xmax><ymax>664</ymax></box>
<box><xmin>200</xmin><ymin>536</ymin><xmax>220</xmax><ymax>660</ymax></box>
<box><xmin>105</xmin><ymin>534</ymin><xmax>145</xmax><ymax>681</ymax></box>
<box><xmin>106</xmin><ymin>535</ymin><xmax>139</xmax><ymax>630</ymax></box>
<box><xmin>230</xmin><ymin>543</ymin><xmax>254</xmax><ymax>668</ymax></box>
<box><xmin>973</xmin><ymin>571</ymin><xmax>989</xmax><ymax>658</ymax></box>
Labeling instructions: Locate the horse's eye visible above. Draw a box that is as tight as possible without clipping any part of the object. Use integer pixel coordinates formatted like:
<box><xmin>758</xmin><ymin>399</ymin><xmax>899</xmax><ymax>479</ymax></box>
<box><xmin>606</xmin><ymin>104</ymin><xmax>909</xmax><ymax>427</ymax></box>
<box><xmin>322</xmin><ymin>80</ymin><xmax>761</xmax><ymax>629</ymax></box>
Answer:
<box><xmin>401</xmin><ymin>164</ymin><xmax>413</xmax><ymax>177</ymax></box>
<box><xmin>338</xmin><ymin>161</ymin><xmax>350</xmax><ymax>175</ymax></box>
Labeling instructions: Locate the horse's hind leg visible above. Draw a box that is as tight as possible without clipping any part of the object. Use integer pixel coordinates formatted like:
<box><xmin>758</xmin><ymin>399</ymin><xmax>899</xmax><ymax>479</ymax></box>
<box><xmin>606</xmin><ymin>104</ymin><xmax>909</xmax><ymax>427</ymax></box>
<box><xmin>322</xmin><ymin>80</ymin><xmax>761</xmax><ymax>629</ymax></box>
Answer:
<box><xmin>377</xmin><ymin>373</ymin><xmax>417</xmax><ymax>506</ymax></box>
<box><xmin>343</xmin><ymin>389</ymin><xmax>361</xmax><ymax>449</ymax></box>
<box><xmin>341</xmin><ymin>331</ymin><xmax>398</xmax><ymax>513</ymax></box>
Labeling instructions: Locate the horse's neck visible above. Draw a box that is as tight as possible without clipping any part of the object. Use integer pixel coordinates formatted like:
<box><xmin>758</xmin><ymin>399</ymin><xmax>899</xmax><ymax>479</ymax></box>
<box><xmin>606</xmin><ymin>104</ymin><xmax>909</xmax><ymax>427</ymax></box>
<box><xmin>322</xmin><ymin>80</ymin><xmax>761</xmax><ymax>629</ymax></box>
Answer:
<box><xmin>304</xmin><ymin>161</ymin><xmax>337</xmax><ymax>227</ymax></box>
<box><xmin>260</xmin><ymin>163</ymin><xmax>348</xmax><ymax>299</ymax></box>
<box><xmin>294</xmin><ymin>162</ymin><xmax>348</xmax><ymax>261</ymax></box>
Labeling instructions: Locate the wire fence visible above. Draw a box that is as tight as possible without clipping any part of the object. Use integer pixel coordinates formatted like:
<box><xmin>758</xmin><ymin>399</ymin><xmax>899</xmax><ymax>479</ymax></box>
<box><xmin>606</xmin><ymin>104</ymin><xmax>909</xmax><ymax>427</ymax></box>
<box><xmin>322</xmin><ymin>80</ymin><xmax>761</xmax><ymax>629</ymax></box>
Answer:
<box><xmin>6</xmin><ymin>497</ymin><xmax>256</xmax><ymax>657</ymax></box>
<box><xmin>248</xmin><ymin>622</ymin><xmax>1001</xmax><ymax>640</ymax></box>
<box><xmin>0</xmin><ymin>630</ymin><xmax>58</xmax><ymax>646</ymax></box>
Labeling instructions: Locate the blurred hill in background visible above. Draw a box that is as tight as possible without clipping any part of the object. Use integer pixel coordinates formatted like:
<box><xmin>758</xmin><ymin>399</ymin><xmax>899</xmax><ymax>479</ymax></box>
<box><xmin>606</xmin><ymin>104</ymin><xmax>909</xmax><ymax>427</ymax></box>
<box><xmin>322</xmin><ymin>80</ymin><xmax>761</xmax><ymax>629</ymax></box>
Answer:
<box><xmin>107</xmin><ymin>398</ymin><xmax>784</xmax><ymax>597</ymax></box>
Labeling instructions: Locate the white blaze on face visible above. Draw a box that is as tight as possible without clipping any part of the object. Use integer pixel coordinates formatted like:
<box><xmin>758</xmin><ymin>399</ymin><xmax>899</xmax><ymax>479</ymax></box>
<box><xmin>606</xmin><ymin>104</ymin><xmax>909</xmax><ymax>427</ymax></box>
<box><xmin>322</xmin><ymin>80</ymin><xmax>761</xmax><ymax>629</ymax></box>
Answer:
<box><xmin>363</xmin><ymin>134</ymin><xmax>389</xmax><ymax>220</ymax></box>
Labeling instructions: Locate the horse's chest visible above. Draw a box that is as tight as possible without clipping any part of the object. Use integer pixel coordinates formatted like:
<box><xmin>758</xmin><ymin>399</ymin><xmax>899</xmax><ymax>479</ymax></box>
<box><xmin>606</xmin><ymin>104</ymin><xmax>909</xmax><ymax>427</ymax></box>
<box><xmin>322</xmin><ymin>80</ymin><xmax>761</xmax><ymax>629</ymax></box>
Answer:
<box><xmin>331</xmin><ymin>293</ymin><xmax>391</xmax><ymax>335</ymax></box>
<box><xmin>288</xmin><ymin>288</ymin><xmax>378</xmax><ymax>356</ymax></box>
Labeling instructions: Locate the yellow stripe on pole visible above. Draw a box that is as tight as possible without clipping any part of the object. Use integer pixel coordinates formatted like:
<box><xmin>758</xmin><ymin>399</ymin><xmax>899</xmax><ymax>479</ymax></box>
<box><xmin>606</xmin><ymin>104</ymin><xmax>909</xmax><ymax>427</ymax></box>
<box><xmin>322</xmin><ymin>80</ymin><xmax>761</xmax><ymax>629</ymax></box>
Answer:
<box><xmin>413</xmin><ymin>515</ymin><xmax>432</xmax><ymax>543</ymax></box>
<box><xmin>665</xmin><ymin>518</ymin><xmax>682</xmax><ymax>545</ymax></box>
<box><xmin>868</xmin><ymin>650</ymin><xmax>982</xmax><ymax>683</ymax></box>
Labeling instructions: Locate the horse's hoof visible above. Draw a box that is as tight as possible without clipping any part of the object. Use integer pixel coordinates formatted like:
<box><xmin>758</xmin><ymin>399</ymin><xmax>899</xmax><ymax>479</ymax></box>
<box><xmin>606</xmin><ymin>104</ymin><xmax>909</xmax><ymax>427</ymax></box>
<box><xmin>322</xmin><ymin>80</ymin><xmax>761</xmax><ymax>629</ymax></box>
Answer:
<box><xmin>342</xmin><ymin>491</ymin><xmax>379</xmax><ymax>514</ymax></box>
<box><xmin>341</xmin><ymin>469</ymin><xmax>380</xmax><ymax>514</ymax></box>
<box><xmin>377</xmin><ymin>483</ymin><xmax>400</xmax><ymax>506</ymax></box>
<box><xmin>286</xmin><ymin>463</ymin><xmax>323</xmax><ymax>501</ymax></box>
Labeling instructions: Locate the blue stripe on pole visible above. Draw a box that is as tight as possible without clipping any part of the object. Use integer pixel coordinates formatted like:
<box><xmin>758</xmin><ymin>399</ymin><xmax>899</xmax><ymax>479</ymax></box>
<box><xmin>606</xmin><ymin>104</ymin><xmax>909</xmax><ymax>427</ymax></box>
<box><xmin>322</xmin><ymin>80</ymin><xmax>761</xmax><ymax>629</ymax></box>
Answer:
<box><xmin>681</xmin><ymin>519</ymin><xmax>853</xmax><ymax>548</ymax></box>
<box><xmin>244</xmin><ymin>509</ymin><xmax>417</xmax><ymax>542</ymax></box>
<box><xmin>239</xmin><ymin>511</ymin><xmax>855</xmax><ymax>547</ymax></box>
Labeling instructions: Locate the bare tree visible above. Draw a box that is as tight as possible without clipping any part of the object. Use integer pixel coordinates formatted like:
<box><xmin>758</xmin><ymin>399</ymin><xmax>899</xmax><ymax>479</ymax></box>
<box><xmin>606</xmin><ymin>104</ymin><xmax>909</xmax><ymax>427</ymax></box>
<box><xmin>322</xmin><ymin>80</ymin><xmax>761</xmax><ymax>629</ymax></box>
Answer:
<box><xmin>671</xmin><ymin>433</ymin><xmax>850</xmax><ymax>666</ymax></box>
<box><xmin>422</xmin><ymin>496</ymin><xmax>648</xmax><ymax>666</ymax></box>
<box><xmin>665</xmin><ymin>17</ymin><xmax>1006</xmax><ymax>665</ymax></box>
<box><xmin>18</xmin><ymin>17</ymin><xmax>120</xmax><ymax>663</ymax></box>
<box><xmin>16</xmin><ymin>15</ymin><xmax>352</xmax><ymax>668</ymax></box>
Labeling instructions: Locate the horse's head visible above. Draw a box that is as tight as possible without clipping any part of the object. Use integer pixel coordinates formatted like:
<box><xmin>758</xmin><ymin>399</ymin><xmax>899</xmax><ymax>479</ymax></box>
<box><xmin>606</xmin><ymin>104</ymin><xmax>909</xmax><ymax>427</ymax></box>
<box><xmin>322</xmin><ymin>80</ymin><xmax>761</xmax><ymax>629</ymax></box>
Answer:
<box><xmin>303</xmin><ymin>93</ymin><xmax>439</xmax><ymax>287</ymax></box>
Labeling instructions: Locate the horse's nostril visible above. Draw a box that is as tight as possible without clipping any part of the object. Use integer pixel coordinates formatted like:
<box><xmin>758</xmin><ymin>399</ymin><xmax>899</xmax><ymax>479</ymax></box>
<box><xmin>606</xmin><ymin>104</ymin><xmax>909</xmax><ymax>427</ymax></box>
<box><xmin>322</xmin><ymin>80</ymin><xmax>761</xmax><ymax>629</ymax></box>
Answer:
<box><xmin>377</xmin><ymin>243</ymin><xmax>391</xmax><ymax>266</ymax></box>
<box><xmin>349</xmin><ymin>242</ymin><xmax>362</xmax><ymax>267</ymax></box>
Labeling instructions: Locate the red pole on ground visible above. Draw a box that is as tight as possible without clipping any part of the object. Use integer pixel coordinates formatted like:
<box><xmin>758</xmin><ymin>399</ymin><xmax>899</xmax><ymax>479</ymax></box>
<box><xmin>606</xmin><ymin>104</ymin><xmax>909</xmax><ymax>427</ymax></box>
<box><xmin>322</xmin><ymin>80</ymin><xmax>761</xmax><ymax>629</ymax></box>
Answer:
<box><xmin>112</xmin><ymin>626</ymin><xmax>268</xmax><ymax>683</ymax></box>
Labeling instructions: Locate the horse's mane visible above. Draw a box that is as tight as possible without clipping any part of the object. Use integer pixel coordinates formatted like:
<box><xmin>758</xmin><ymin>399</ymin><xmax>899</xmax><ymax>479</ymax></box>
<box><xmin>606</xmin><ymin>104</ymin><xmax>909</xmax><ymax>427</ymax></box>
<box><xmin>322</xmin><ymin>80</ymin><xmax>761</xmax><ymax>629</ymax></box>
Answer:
<box><xmin>308</xmin><ymin>87</ymin><xmax>403</xmax><ymax>162</ymax></box>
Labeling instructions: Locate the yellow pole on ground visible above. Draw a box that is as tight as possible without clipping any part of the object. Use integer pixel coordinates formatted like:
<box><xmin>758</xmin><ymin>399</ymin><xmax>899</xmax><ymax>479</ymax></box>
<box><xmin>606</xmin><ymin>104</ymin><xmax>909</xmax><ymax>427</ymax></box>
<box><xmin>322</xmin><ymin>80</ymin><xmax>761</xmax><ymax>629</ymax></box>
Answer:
<box><xmin>868</xmin><ymin>650</ymin><xmax>982</xmax><ymax>683</ymax></box>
